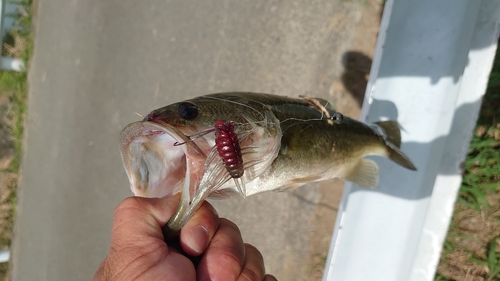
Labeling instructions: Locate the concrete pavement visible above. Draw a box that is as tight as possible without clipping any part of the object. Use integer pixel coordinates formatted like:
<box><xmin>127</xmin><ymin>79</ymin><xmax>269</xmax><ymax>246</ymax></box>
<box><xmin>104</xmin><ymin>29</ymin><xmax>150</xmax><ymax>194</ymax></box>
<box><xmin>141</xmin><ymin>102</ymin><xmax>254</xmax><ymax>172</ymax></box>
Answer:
<box><xmin>12</xmin><ymin>1</ymin><xmax>365</xmax><ymax>280</ymax></box>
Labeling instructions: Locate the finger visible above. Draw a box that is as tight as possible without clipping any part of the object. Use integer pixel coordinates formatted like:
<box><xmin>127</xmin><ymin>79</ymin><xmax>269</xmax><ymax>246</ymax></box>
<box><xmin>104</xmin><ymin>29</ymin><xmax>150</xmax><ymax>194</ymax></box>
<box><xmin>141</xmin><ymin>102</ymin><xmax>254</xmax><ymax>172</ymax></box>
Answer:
<box><xmin>179</xmin><ymin>201</ymin><xmax>220</xmax><ymax>256</ymax></box>
<box><xmin>237</xmin><ymin>244</ymin><xmax>265</xmax><ymax>281</ymax></box>
<box><xmin>92</xmin><ymin>259</ymin><xmax>109</xmax><ymax>281</ymax></box>
<box><xmin>105</xmin><ymin>196</ymin><xmax>188</xmax><ymax>279</ymax></box>
<box><xmin>111</xmin><ymin>195</ymin><xmax>180</xmax><ymax>244</ymax></box>
<box><xmin>264</xmin><ymin>274</ymin><xmax>278</xmax><ymax>281</ymax></box>
<box><xmin>197</xmin><ymin>219</ymin><xmax>246</xmax><ymax>281</ymax></box>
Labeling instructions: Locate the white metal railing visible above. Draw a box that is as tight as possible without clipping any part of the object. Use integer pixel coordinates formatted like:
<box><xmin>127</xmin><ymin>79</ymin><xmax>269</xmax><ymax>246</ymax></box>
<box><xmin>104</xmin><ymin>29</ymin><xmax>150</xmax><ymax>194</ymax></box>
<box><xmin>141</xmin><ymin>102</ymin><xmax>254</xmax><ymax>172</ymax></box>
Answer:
<box><xmin>323</xmin><ymin>0</ymin><xmax>500</xmax><ymax>280</ymax></box>
<box><xmin>0</xmin><ymin>250</ymin><xmax>9</xmax><ymax>263</ymax></box>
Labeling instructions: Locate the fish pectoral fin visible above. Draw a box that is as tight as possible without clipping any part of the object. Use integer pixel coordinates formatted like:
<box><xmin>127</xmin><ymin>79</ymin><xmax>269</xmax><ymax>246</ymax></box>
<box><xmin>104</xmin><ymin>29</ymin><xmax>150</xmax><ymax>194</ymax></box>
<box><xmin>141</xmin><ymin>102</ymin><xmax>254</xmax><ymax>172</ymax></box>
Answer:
<box><xmin>276</xmin><ymin>175</ymin><xmax>323</xmax><ymax>191</ymax></box>
<box><xmin>208</xmin><ymin>188</ymin><xmax>240</xmax><ymax>199</ymax></box>
<box><xmin>345</xmin><ymin>159</ymin><xmax>379</xmax><ymax>188</ymax></box>
<box><xmin>233</xmin><ymin>177</ymin><xmax>246</xmax><ymax>198</ymax></box>
<box><xmin>292</xmin><ymin>174</ymin><xmax>323</xmax><ymax>183</ymax></box>
<box><xmin>275</xmin><ymin>183</ymin><xmax>302</xmax><ymax>192</ymax></box>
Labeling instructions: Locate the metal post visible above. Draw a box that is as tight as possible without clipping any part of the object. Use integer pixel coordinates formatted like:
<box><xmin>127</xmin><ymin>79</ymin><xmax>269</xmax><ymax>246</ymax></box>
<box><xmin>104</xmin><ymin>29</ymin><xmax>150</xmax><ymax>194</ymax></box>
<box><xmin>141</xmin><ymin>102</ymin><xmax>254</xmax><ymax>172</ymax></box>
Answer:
<box><xmin>0</xmin><ymin>0</ymin><xmax>24</xmax><ymax>71</ymax></box>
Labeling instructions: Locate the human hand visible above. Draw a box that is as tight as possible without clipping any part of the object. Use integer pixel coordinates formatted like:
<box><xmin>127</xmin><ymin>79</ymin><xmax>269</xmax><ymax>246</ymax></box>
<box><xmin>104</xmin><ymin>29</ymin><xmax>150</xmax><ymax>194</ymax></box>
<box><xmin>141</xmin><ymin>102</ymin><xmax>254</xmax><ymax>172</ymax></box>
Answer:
<box><xmin>93</xmin><ymin>195</ymin><xmax>277</xmax><ymax>281</ymax></box>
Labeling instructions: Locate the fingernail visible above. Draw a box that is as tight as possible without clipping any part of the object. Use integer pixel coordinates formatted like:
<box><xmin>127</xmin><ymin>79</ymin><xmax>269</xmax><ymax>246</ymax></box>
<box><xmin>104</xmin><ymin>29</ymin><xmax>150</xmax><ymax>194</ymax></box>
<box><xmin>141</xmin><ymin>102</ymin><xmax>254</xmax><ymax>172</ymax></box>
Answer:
<box><xmin>189</xmin><ymin>225</ymin><xmax>209</xmax><ymax>254</ymax></box>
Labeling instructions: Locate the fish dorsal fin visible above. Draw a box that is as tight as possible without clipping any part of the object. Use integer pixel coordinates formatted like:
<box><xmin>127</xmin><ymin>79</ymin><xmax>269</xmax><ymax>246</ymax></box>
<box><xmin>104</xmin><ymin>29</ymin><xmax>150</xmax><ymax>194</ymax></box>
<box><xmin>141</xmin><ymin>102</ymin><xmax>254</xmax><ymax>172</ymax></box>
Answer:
<box><xmin>375</xmin><ymin>121</ymin><xmax>401</xmax><ymax>148</ymax></box>
<box><xmin>345</xmin><ymin>159</ymin><xmax>379</xmax><ymax>188</ymax></box>
<box><xmin>375</xmin><ymin>121</ymin><xmax>417</xmax><ymax>170</ymax></box>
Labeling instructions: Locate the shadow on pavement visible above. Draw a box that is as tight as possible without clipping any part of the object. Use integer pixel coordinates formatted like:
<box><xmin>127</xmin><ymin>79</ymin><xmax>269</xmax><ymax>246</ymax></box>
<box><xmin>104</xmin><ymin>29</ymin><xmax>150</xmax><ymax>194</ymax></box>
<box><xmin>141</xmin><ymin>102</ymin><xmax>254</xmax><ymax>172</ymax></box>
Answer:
<box><xmin>341</xmin><ymin>51</ymin><xmax>372</xmax><ymax>108</ymax></box>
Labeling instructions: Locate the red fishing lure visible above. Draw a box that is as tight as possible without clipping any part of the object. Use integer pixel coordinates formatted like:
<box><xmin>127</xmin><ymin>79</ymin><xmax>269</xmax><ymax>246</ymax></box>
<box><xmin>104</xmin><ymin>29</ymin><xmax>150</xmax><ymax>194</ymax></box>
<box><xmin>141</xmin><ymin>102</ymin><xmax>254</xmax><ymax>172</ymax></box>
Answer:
<box><xmin>214</xmin><ymin>120</ymin><xmax>244</xmax><ymax>178</ymax></box>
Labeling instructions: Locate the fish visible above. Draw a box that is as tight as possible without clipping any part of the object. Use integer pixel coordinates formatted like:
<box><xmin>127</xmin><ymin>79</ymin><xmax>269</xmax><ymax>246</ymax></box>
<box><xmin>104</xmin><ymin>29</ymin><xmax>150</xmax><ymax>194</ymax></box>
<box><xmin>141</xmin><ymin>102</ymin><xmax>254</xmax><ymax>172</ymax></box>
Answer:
<box><xmin>119</xmin><ymin>92</ymin><xmax>417</xmax><ymax>238</ymax></box>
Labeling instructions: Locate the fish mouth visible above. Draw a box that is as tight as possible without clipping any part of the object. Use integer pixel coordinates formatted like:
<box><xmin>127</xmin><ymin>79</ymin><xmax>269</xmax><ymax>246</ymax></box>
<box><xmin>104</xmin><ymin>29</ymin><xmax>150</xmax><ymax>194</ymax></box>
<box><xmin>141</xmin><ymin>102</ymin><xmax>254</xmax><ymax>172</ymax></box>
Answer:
<box><xmin>119</xmin><ymin>109</ymin><xmax>282</xmax><ymax>232</ymax></box>
<box><xmin>119</xmin><ymin>121</ymin><xmax>207</xmax><ymax>199</ymax></box>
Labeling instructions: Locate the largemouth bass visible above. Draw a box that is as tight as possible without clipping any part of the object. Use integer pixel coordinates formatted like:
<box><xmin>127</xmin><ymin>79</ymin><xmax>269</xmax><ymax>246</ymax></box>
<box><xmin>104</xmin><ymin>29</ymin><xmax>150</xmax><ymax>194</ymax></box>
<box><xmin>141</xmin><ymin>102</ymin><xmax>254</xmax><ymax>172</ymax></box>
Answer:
<box><xmin>120</xmin><ymin>92</ymin><xmax>416</xmax><ymax>236</ymax></box>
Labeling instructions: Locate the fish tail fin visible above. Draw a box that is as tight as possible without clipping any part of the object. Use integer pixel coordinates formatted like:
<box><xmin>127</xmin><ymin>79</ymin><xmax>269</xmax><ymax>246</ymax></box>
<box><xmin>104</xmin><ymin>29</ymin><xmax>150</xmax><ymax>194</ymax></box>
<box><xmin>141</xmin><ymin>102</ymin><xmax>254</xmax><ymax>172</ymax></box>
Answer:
<box><xmin>375</xmin><ymin>121</ymin><xmax>417</xmax><ymax>171</ymax></box>
<box><xmin>345</xmin><ymin>159</ymin><xmax>379</xmax><ymax>188</ymax></box>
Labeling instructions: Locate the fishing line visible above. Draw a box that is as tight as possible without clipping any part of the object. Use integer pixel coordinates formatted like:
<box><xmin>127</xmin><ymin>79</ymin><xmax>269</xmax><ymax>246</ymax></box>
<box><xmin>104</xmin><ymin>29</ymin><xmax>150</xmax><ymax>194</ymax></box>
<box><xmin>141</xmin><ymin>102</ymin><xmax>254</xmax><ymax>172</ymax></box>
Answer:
<box><xmin>174</xmin><ymin>96</ymin><xmax>343</xmax><ymax>146</ymax></box>
<box><xmin>276</xmin><ymin>96</ymin><xmax>343</xmax><ymax>125</ymax></box>
<box><xmin>203</xmin><ymin>96</ymin><xmax>278</xmax><ymax>136</ymax></box>
<box><xmin>204</xmin><ymin>96</ymin><xmax>266</xmax><ymax>120</ymax></box>
<box><xmin>173</xmin><ymin>128</ymin><xmax>216</xmax><ymax>146</ymax></box>
<box><xmin>278</xmin><ymin>114</ymin><xmax>344</xmax><ymax>125</ymax></box>
<box><xmin>206</xmin><ymin>95</ymin><xmax>343</xmax><ymax>126</ymax></box>
<box><xmin>299</xmin><ymin>95</ymin><xmax>331</xmax><ymax>121</ymax></box>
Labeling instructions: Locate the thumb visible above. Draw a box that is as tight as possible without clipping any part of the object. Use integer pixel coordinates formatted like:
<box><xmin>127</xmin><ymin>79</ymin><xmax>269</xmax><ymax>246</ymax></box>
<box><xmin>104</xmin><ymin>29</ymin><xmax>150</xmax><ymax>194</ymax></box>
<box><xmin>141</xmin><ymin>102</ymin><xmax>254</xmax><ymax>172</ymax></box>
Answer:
<box><xmin>111</xmin><ymin>195</ymin><xmax>180</xmax><ymax>243</ymax></box>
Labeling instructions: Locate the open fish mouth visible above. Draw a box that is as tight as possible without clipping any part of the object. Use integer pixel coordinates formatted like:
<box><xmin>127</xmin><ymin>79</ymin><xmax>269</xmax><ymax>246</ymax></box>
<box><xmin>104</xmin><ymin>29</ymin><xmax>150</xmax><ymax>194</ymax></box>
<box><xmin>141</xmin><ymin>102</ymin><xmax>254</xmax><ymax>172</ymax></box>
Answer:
<box><xmin>119</xmin><ymin>121</ymin><xmax>208</xmax><ymax>200</ymax></box>
<box><xmin>119</xmin><ymin>108</ymin><xmax>282</xmax><ymax>234</ymax></box>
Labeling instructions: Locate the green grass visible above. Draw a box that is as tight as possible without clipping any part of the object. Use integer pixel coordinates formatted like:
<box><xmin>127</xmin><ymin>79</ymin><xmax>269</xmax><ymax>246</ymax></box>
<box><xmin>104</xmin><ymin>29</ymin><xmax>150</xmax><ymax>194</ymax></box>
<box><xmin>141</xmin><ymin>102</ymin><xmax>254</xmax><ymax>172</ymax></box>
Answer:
<box><xmin>0</xmin><ymin>0</ymin><xmax>33</xmax><ymax>280</ymax></box>
<box><xmin>435</xmin><ymin>42</ymin><xmax>500</xmax><ymax>280</ymax></box>
<box><xmin>1</xmin><ymin>1</ymin><xmax>33</xmax><ymax>169</ymax></box>
<box><xmin>457</xmin><ymin>44</ymin><xmax>500</xmax><ymax>212</ymax></box>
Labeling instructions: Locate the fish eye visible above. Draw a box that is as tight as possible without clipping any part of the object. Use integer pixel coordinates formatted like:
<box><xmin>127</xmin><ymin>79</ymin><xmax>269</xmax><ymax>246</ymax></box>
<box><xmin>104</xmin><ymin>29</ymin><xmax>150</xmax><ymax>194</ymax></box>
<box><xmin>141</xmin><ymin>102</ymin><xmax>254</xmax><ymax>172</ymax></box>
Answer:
<box><xmin>331</xmin><ymin>113</ymin><xmax>343</xmax><ymax>124</ymax></box>
<box><xmin>177</xmin><ymin>102</ymin><xmax>198</xmax><ymax>120</ymax></box>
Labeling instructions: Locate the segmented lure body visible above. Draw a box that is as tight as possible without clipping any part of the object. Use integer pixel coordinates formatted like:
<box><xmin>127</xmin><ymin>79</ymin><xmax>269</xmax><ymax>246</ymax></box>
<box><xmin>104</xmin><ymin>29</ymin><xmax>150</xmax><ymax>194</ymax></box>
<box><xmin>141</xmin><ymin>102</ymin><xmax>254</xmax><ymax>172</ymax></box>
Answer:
<box><xmin>214</xmin><ymin>120</ymin><xmax>244</xmax><ymax>178</ymax></box>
